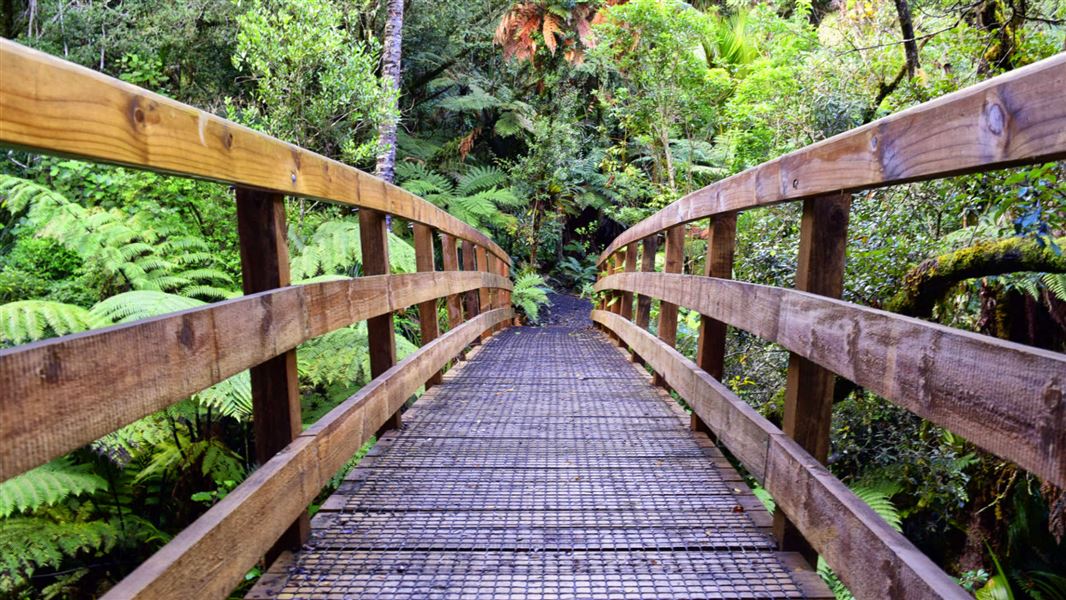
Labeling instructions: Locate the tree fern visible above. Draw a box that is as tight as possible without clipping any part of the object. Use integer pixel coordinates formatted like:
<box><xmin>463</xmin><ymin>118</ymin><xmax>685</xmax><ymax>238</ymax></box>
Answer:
<box><xmin>1044</xmin><ymin>273</ymin><xmax>1066</xmax><ymax>302</ymax></box>
<box><xmin>0</xmin><ymin>516</ymin><xmax>119</xmax><ymax>594</ymax></box>
<box><xmin>0</xmin><ymin>459</ymin><xmax>108</xmax><ymax>518</ymax></box>
<box><xmin>89</xmin><ymin>291</ymin><xmax>206</xmax><ymax>324</ymax></box>
<box><xmin>290</xmin><ymin>219</ymin><xmax>416</xmax><ymax>280</ymax></box>
<box><xmin>0</xmin><ymin>300</ymin><xmax>108</xmax><ymax>346</ymax></box>
<box><xmin>396</xmin><ymin>163</ymin><xmax>521</xmax><ymax>231</ymax></box>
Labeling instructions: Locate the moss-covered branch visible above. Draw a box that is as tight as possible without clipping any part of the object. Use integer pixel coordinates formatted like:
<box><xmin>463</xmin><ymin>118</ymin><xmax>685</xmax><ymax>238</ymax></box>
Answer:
<box><xmin>887</xmin><ymin>236</ymin><xmax>1066</xmax><ymax>317</ymax></box>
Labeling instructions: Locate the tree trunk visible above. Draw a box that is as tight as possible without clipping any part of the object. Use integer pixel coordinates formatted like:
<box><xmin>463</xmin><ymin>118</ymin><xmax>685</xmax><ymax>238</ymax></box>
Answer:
<box><xmin>887</xmin><ymin>236</ymin><xmax>1066</xmax><ymax>317</ymax></box>
<box><xmin>375</xmin><ymin>0</ymin><xmax>405</xmax><ymax>183</ymax></box>
<box><xmin>892</xmin><ymin>0</ymin><xmax>920</xmax><ymax>78</ymax></box>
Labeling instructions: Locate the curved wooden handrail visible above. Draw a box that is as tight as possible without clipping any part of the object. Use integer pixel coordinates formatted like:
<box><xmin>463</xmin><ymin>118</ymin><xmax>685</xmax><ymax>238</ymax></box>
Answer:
<box><xmin>0</xmin><ymin>39</ymin><xmax>509</xmax><ymax>264</ymax></box>
<box><xmin>103</xmin><ymin>307</ymin><xmax>514</xmax><ymax>600</ymax></box>
<box><xmin>595</xmin><ymin>272</ymin><xmax>1066</xmax><ymax>488</ymax></box>
<box><xmin>598</xmin><ymin>51</ymin><xmax>1066</xmax><ymax>265</ymax></box>
<box><xmin>592</xmin><ymin>310</ymin><xmax>968</xmax><ymax>599</ymax></box>
<box><xmin>0</xmin><ymin>272</ymin><xmax>511</xmax><ymax>481</ymax></box>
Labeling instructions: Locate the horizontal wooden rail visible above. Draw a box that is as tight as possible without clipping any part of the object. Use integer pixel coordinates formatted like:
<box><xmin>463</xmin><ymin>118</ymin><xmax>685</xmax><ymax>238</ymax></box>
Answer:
<box><xmin>102</xmin><ymin>307</ymin><xmax>513</xmax><ymax>600</ymax></box>
<box><xmin>0</xmin><ymin>272</ymin><xmax>511</xmax><ymax>481</ymax></box>
<box><xmin>0</xmin><ymin>39</ymin><xmax>509</xmax><ymax>264</ymax></box>
<box><xmin>599</xmin><ymin>52</ymin><xmax>1066</xmax><ymax>264</ymax></box>
<box><xmin>596</xmin><ymin>272</ymin><xmax>1066</xmax><ymax>488</ymax></box>
<box><xmin>591</xmin><ymin>310</ymin><xmax>968</xmax><ymax>599</ymax></box>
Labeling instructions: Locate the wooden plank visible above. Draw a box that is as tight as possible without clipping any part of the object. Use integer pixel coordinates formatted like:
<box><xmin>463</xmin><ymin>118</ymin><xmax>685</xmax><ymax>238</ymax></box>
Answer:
<box><xmin>440</xmin><ymin>234</ymin><xmax>464</xmax><ymax>329</ymax></box>
<box><xmin>0</xmin><ymin>40</ymin><xmax>510</xmax><ymax>265</ymax></box>
<box><xmin>594</xmin><ymin>272</ymin><xmax>1066</xmax><ymax>488</ymax></box>
<box><xmin>101</xmin><ymin>308</ymin><xmax>513</xmax><ymax>600</ymax></box>
<box><xmin>775</xmin><ymin>192</ymin><xmax>851</xmax><ymax>561</ymax></box>
<box><xmin>359</xmin><ymin>209</ymin><xmax>399</xmax><ymax>431</ymax></box>
<box><xmin>694</xmin><ymin>212</ymin><xmax>736</xmax><ymax>433</ymax></box>
<box><xmin>598</xmin><ymin>52</ymin><xmax>1066</xmax><ymax>264</ymax></box>
<box><xmin>635</xmin><ymin>237</ymin><xmax>656</xmax><ymax>329</ymax></box>
<box><xmin>413</xmin><ymin>223</ymin><xmax>441</xmax><ymax>388</ymax></box>
<box><xmin>0</xmin><ymin>271</ymin><xmax>510</xmax><ymax>481</ymax></box>
<box><xmin>234</xmin><ymin>188</ymin><xmax>308</xmax><ymax>558</ymax></box>
<box><xmin>591</xmin><ymin>310</ymin><xmax>968</xmax><ymax>599</ymax></box>
<box><xmin>653</xmin><ymin>226</ymin><xmax>684</xmax><ymax>386</ymax></box>
<box><xmin>476</xmin><ymin>246</ymin><xmax>491</xmax><ymax>342</ymax></box>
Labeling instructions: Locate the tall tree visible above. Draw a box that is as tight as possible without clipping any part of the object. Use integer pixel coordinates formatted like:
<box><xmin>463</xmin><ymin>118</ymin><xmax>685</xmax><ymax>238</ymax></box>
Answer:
<box><xmin>375</xmin><ymin>0</ymin><xmax>406</xmax><ymax>183</ymax></box>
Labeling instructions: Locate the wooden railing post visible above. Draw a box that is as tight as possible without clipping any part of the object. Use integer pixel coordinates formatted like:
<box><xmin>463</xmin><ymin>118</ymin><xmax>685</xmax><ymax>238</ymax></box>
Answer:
<box><xmin>413</xmin><ymin>223</ymin><xmax>441</xmax><ymax>388</ymax></box>
<box><xmin>635</xmin><ymin>236</ymin><xmax>657</xmax><ymax>329</ymax></box>
<box><xmin>653</xmin><ymin>225</ymin><xmax>684</xmax><ymax>386</ymax></box>
<box><xmin>476</xmin><ymin>245</ymin><xmax>492</xmax><ymax>341</ymax></box>
<box><xmin>619</xmin><ymin>243</ymin><xmax>637</xmax><ymax>321</ymax></box>
<box><xmin>234</xmin><ymin>188</ymin><xmax>309</xmax><ymax>562</ymax></box>
<box><xmin>693</xmin><ymin>213</ymin><xmax>737</xmax><ymax>433</ymax></box>
<box><xmin>461</xmin><ymin>240</ymin><xmax>481</xmax><ymax>335</ymax></box>
<box><xmin>501</xmin><ymin>260</ymin><xmax>512</xmax><ymax>327</ymax></box>
<box><xmin>773</xmin><ymin>192</ymin><xmax>851</xmax><ymax>564</ymax></box>
<box><xmin>359</xmin><ymin>208</ymin><xmax>400</xmax><ymax>431</ymax></box>
<box><xmin>440</xmin><ymin>234</ymin><xmax>464</xmax><ymax>329</ymax></box>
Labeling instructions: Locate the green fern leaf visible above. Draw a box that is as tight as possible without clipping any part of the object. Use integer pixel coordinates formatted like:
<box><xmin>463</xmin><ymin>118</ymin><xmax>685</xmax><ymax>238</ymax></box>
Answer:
<box><xmin>0</xmin><ymin>301</ymin><xmax>108</xmax><ymax>346</ymax></box>
<box><xmin>0</xmin><ymin>459</ymin><xmax>108</xmax><ymax>517</ymax></box>
<box><xmin>90</xmin><ymin>291</ymin><xmax>205</xmax><ymax>324</ymax></box>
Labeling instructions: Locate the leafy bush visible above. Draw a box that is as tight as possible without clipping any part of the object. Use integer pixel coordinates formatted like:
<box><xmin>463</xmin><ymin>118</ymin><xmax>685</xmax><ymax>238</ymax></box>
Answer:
<box><xmin>510</xmin><ymin>271</ymin><xmax>551</xmax><ymax>323</ymax></box>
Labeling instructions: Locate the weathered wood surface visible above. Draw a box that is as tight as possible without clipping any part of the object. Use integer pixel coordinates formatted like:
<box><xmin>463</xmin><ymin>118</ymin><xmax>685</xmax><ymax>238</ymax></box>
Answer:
<box><xmin>440</xmin><ymin>234</ymin><xmax>465</xmax><ymax>329</ymax></box>
<box><xmin>619</xmin><ymin>243</ymin><xmax>638</xmax><ymax>320</ymax></box>
<box><xmin>413</xmin><ymin>224</ymin><xmax>442</xmax><ymax>387</ymax></box>
<box><xmin>592</xmin><ymin>310</ymin><xmax>969</xmax><ymax>599</ymax></box>
<box><xmin>595</xmin><ymin>273</ymin><xmax>1066</xmax><ymax>488</ymax></box>
<box><xmin>101</xmin><ymin>308</ymin><xmax>513</xmax><ymax>600</ymax></box>
<box><xmin>599</xmin><ymin>51</ymin><xmax>1066</xmax><ymax>263</ymax></box>
<box><xmin>358</xmin><ymin>210</ymin><xmax>398</xmax><ymax>428</ymax></box>
<box><xmin>251</xmin><ymin>322</ymin><xmax>830</xmax><ymax>600</ymax></box>
<box><xmin>0</xmin><ymin>39</ymin><xmax>508</xmax><ymax>263</ymax></box>
<box><xmin>476</xmin><ymin>246</ymin><xmax>492</xmax><ymax>342</ymax></box>
<box><xmin>0</xmin><ymin>272</ymin><xmax>511</xmax><ymax>481</ymax></box>
<box><xmin>635</xmin><ymin>236</ymin><xmax>657</xmax><ymax>329</ymax></box>
<box><xmin>776</xmin><ymin>193</ymin><xmax>851</xmax><ymax>560</ymax></box>
<box><xmin>234</xmin><ymin>188</ymin><xmax>309</xmax><ymax>557</ymax></box>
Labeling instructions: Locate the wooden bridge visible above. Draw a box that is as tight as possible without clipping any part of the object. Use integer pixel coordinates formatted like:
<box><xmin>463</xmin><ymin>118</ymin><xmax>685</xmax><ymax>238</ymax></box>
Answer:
<box><xmin>0</xmin><ymin>39</ymin><xmax>1064</xmax><ymax>599</ymax></box>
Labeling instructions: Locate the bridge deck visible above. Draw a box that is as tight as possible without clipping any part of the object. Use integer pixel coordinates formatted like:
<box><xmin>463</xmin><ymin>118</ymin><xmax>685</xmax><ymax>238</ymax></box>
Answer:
<box><xmin>249</xmin><ymin>322</ymin><xmax>830</xmax><ymax>599</ymax></box>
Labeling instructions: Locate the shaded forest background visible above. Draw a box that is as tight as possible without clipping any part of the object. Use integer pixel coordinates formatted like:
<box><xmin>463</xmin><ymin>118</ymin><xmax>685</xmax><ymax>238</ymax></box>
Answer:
<box><xmin>0</xmin><ymin>0</ymin><xmax>1064</xmax><ymax>597</ymax></box>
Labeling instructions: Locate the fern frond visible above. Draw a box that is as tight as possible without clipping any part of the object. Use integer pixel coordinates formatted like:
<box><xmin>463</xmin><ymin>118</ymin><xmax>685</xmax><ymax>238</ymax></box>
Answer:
<box><xmin>1044</xmin><ymin>273</ymin><xmax>1066</xmax><ymax>301</ymax></box>
<box><xmin>0</xmin><ymin>301</ymin><xmax>107</xmax><ymax>346</ymax></box>
<box><xmin>0</xmin><ymin>516</ymin><xmax>118</xmax><ymax>593</ymax></box>
<box><xmin>193</xmin><ymin>371</ymin><xmax>253</xmax><ymax>420</ymax></box>
<box><xmin>89</xmin><ymin>291</ymin><xmax>205</xmax><ymax>324</ymax></box>
<box><xmin>457</xmin><ymin>166</ymin><xmax>508</xmax><ymax>195</ymax></box>
<box><xmin>0</xmin><ymin>459</ymin><xmax>108</xmax><ymax>518</ymax></box>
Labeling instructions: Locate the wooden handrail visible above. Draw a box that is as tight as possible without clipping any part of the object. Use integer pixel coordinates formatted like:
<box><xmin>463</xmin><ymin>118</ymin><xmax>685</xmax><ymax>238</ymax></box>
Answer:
<box><xmin>593</xmin><ymin>310</ymin><xmax>968</xmax><ymax>599</ymax></box>
<box><xmin>0</xmin><ymin>39</ymin><xmax>509</xmax><ymax>264</ymax></box>
<box><xmin>598</xmin><ymin>51</ymin><xmax>1066</xmax><ymax>265</ymax></box>
<box><xmin>595</xmin><ymin>272</ymin><xmax>1066</xmax><ymax>488</ymax></box>
<box><xmin>102</xmin><ymin>308</ymin><xmax>513</xmax><ymax>600</ymax></box>
<box><xmin>0</xmin><ymin>272</ymin><xmax>511</xmax><ymax>481</ymax></box>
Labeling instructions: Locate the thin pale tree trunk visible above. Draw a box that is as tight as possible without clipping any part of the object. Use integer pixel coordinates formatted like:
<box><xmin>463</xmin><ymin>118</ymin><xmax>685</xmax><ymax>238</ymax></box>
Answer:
<box><xmin>375</xmin><ymin>0</ymin><xmax>405</xmax><ymax>183</ymax></box>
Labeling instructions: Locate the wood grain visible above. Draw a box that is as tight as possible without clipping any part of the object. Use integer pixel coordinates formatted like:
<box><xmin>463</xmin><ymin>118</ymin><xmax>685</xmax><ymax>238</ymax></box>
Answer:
<box><xmin>0</xmin><ymin>39</ymin><xmax>509</xmax><ymax>264</ymax></box>
<box><xmin>653</xmin><ymin>226</ymin><xmax>684</xmax><ymax>386</ymax></box>
<box><xmin>619</xmin><ymin>243</ymin><xmax>638</xmax><ymax>320</ymax></box>
<box><xmin>0</xmin><ymin>272</ymin><xmax>511</xmax><ymax>481</ymax></box>
<box><xmin>102</xmin><ymin>308</ymin><xmax>513</xmax><ymax>600</ymax></box>
<box><xmin>476</xmin><ymin>246</ymin><xmax>491</xmax><ymax>342</ymax></box>
<box><xmin>635</xmin><ymin>237</ymin><xmax>657</xmax><ymax>329</ymax></box>
<box><xmin>592</xmin><ymin>310</ymin><xmax>969</xmax><ymax>599</ymax></box>
<box><xmin>595</xmin><ymin>272</ymin><xmax>1066</xmax><ymax>488</ymax></box>
<box><xmin>694</xmin><ymin>212</ymin><xmax>736</xmax><ymax>434</ymax></box>
<box><xmin>598</xmin><ymin>51</ymin><xmax>1066</xmax><ymax>264</ymax></box>
<box><xmin>359</xmin><ymin>210</ymin><xmax>399</xmax><ymax>432</ymax></box>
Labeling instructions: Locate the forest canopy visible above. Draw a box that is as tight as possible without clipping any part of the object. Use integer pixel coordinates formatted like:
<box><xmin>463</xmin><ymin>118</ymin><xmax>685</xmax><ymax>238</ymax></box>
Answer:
<box><xmin>1</xmin><ymin>0</ymin><xmax>1064</xmax><ymax>597</ymax></box>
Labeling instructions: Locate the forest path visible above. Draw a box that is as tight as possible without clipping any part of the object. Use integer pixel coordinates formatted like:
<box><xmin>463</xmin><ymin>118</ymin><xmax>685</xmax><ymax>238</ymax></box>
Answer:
<box><xmin>248</xmin><ymin>323</ymin><xmax>829</xmax><ymax>599</ymax></box>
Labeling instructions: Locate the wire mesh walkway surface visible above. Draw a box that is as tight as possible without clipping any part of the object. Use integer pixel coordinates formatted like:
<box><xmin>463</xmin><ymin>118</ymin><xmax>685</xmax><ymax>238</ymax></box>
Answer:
<box><xmin>248</xmin><ymin>322</ymin><xmax>831</xmax><ymax>599</ymax></box>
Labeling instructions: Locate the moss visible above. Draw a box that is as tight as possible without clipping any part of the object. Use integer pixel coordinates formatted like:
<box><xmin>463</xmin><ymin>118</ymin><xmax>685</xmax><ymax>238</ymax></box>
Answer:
<box><xmin>887</xmin><ymin>236</ymin><xmax>1066</xmax><ymax>317</ymax></box>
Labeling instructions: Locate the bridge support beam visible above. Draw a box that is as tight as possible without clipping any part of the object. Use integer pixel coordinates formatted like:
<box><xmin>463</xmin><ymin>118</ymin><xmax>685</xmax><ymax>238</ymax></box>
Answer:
<box><xmin>774</xmin><ymin>192</ymin><xmax>851</xmax><ymax>565</ymax></box>
<box><xmin>694</xmin><ymin>212</ymin><xmax>737</xmax><ymax>435</ymax></box>
<box><xmin>462</xmin><ymin>241</ymin><xmax>481</xmax><ymax>339</ymax></box>
<box><xmin>360</xmin><ymin>208</ymin><xmax>401</xmax><ymax>432</ymax></box>
<box><xmin>234</xmin><ymin>188</ymin><xmax>309</xmax><ymax>563</ymax></box>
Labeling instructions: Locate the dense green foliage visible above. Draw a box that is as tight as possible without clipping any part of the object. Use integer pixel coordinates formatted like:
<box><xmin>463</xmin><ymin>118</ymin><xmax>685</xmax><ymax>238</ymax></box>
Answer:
<box><xmin>1</xmin><ymin>0</ymin><xmax>1064</xmax><ymax>597</ymax></box>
